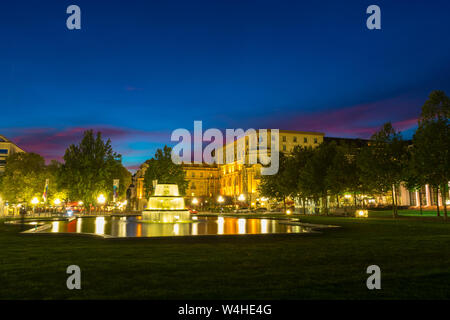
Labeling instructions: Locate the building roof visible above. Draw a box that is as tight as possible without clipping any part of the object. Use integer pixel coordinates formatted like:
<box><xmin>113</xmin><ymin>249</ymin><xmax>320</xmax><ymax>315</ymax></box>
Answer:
<box><xmin>0</xmin><ymin>135</ymin><xmax>9</xmax><ymax>142</ymax></box>
<box><xmin>0</xmin><ymin>135</ymin><xmax>26</xmax><ymax>152</ymax></box>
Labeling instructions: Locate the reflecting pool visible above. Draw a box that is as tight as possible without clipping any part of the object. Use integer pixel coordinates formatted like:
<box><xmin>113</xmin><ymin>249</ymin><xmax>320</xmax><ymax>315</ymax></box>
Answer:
<box><xmin>38</xmin><ymin>216</ymin><xmax>310</xmax><ymax>238</ymax></box>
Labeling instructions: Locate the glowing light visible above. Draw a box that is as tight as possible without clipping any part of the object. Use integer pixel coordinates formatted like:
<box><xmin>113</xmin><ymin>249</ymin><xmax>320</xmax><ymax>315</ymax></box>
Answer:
<box><xmin>192</xmin><ymin>216</ymin><xmax>198</xmax><ymax>220</ymax></box>
<box><xmin>286</xmin><ymin>209</ymin><xmax>292</xmax><ymax>215</ymax></box>
<box><xmin>53</xmin><ymin>198</ymin><xmax>61</xmax><ymax>205</ymax></box>
<box><xmin>446</xmin><ymin>200</ymin><xmax>450</xmax><ymax>205</ymax></box>
<box><xmin>31</xmin><ymin>197</ymin><xmax>39</xmax><ymax>205</ymax></box>
<box><xmin>238</xmin><ymin>194</ymin><xmax>245</xmax><ymax>201</ymax></box>
<box><xmin>218</xmin><ymin>196</ymin><xmax>225</xmax><ymax>203</ymax></box>
<box><xmin>217</xmin><ymin>216</ymin><xmax>224</xmax><ymax>234</ymax></box>
<box><xmin>356</xmin><ymin>210</ymin><xmax>368</xmax><ymax>218</ymax></box>
<box><xmin>344</xmin><ymin>194</ymin><xmax>351</xmax><ymax>199</ymax></box>
<box><xmin>261</xmin><ymin>219</ymin><xmax>268</xmax><ymax>234</ymax></box>
<box><xmin>51</xmin><ymin>221</ymin><xmax>59</xmax><ymax>232</ymax></box>
<box><xmin>95</xmin><ymin>216</ymin><xmax>105</xmax><ymax>235</ymax></box>
<box><xmin>78</xmin><ymin>201</ymin><xmax>83</xmax><ymax>206</ymax></box>
<box><xmin>97</xmin><ymin>194</ymin><xmax>106</xmax><ymax>204</ymax></box>
<box><xmin>192</xmin><ymin>198</ymin><xmax>199</xmax><ymax>205</ymax></box>
<box><xmin>260</xmin><ymin>197</ymin><xmax>268</xmax><ymax>202</ymax></box>
<box><xmin>238</xmin><ymin>218</ymin><xmax>246</xmax><ymax>234</ymax></box>
<box><xmin>173</xmin><ymin>223</ymin><xmax>180</xmax><ymax>235</ymax></box>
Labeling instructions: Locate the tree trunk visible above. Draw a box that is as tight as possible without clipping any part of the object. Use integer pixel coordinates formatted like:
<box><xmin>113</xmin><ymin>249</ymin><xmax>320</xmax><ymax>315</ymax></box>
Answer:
<box><xmin>391</xmin><ymin>185</ymin><xmax>398</xmax><ymax>218</ymax></box>
<box><xmin>436</xmin><ymin>187</ymin><xmax>440</xmax><ymax>217</ymax></box>
<box><xmin>302</xmin><ymin>197</ymin><xmax>306</xmax><ymax>215</ymax></box>
<box><xmin>419</xmin><ymin>191</ymin><xmax>423</xmax><ymax>215</ymax></box>
<box><xmin>441</xmin><ymin>184</ymin><xmax>448</xmax><ymax>221</ymax></box>
<box><xmin>336</xmin><ymin>195</ymin><xmax>340</xmax><ymax>208</ymax></box>
<box><xmin>283</xmin><ymin>197</ymin><xmax>286</xmax><ymax>212</ymax></box>
<box><xmin>324</xmin><ymin>193</ymin><xmax>328</xmax><ymax>216</ymax></box>
<box><xmin>353</xmin><ymin>192</ymin><xmax>357</xmax><ymax>209</ymax></box>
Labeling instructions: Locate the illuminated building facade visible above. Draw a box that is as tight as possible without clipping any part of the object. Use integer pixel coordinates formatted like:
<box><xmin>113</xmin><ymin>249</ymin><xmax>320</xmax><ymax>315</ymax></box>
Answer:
<box><xmin>217</xmin><ymin>129</ymin><xmax>325</xmax><ymax>204</ymax></box>
<box><xmin>0</xmin><ymin>135</ymin><xmax>25</xmax><ymax>173</ymax></box>
<box><xmin>183</xmin><ymin>163</ymin><xmax>220</xmax><ymax>199</ymax></box>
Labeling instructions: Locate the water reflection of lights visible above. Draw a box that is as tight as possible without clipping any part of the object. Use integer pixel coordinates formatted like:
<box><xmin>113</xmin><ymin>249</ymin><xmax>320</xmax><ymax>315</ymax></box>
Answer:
<box><xmin>95</xmin><ymin>216</ymin><xmax>105</xmax><ymax>235</ymax></box>
<box><xmin>76</xmin><ymin>218</ymin><xmax>82</xmax><ymax>233</ymax></box>
<box><xmin>51</xmin><ymin>221</ymin><xmax>59</xmax><ymax>232</ymax></box>
<box><xmin>173</xmin><ymin>223</ymin><xmax>179</xmax><ymax>235</ymax></box>
<box><xmin>217</xmin><ymin>216</ymin><xmax>224</xmax><ymax>235</ymax></box>
<box><xmin>192</xmin><ymin>223</ymin><xmax>198</xmax><ymax>235</ymax></box>
<box><xmin>260</xmin><ymin>219</ymin><xmax>268</xmax><ymax>234</ymax></box>
<box><xmin>238</xmin><ymin>218</ymin><xmax>246</xmax><ymax>234</ymax></box>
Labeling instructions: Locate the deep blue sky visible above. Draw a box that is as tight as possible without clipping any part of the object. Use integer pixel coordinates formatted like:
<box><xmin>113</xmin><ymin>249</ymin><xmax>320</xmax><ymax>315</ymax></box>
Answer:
<box><xmin>1</xmin><ymin>0</ymin><xmax>449</xmax><ymax>170</ymax></box>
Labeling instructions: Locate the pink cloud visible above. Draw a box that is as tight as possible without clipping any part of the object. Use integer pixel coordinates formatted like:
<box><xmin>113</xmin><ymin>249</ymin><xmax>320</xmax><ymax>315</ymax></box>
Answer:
<box><xmin>263</xmin><ymin>95</ymin><xmax>422</xmax><ymax>138</ymax></box>
<box><xmin>6</xmin><ymin>126</ymin><xmax>171</xmax><ymax>165</ymax></box>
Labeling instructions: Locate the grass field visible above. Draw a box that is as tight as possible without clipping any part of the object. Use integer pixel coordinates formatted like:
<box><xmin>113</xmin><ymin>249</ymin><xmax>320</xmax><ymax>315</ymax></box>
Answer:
<box><xmin>1</xmin><ymin>210</ymin><xmax>450</xmax><ymax>300</ymax></box>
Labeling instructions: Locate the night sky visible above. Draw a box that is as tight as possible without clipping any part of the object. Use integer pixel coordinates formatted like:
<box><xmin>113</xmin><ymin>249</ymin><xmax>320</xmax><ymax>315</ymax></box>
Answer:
<box><xmin>1</xmin><ymin>0</ymin><xmax>449</xmax><ymax>170</ymax></box>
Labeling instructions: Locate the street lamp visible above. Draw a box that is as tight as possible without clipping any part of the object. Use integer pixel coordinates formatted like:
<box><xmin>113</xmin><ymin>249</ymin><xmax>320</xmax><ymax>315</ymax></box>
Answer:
<box><xmin>217</xmin><ymin>195</ymin><xmax>225</xmax><ymax>213</ymax></box>
<box><xmin>97</xmin><ymin>194</ymin><xmax>106</xmax><ymax>204</ymax></box>
<box><xmin>31</xmin><ymin>197</ymin><xmax>39</xmax><ymax>215</ymax></box>
<box><xmin>53</xmin><ymin>198</ymin><xmax>61</xmax><ymax>205</ymax></box>
<box><xmin>97</xmin><ymin>194</ymin><xmax>106</xmax><ymax>214</ymax></box>
<box><xmin>192</xmin><ymin>197</ymin><xmax>199</xmax><ymax>205</ymax></box>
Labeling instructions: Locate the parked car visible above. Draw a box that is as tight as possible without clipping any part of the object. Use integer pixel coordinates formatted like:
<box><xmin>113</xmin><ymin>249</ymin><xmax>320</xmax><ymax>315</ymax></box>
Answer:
<box><xmin>189</xmin><ymin>209</ymin><xmax>198</xmax><ymax>214</ymax></box>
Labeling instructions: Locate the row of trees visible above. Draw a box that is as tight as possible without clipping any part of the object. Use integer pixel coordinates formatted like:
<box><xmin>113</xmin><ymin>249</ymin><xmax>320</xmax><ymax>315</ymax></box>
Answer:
<box><xmin>259</xmin><ymin>90</ymin><xmax>449</xmax><ymax>219</ymax></box>
<box><xmin>0</xmin><ymin>130</ymin><xmax>131</xmax><ymax>210</ymax></box>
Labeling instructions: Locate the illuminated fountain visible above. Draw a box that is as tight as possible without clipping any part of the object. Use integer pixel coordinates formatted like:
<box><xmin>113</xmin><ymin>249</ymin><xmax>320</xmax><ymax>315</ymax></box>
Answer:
<box><xmin>142</xmin><ymin>184</ymin><xmax>191</xmax><ymax>223</ymax></box>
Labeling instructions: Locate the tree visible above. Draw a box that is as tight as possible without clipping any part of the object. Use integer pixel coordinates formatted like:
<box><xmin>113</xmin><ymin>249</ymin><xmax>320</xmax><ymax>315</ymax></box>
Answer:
<box><xmin>412</xmin><ymin>90</ymin><xmax>450</xmax><ymax>219</ymax></box>
<box><xmin>0</xmin><ymin>152</ymin><xmax>47</xmax><ymax>204</ymax></box>
<box><xmin>143</xmin><ymin>146</ymin><xmax>188</xmax><ymax>196</ymax></box>
<box><xmin>59</xmin><ymin>130</ymin><xmax>131</xmax><ymax>209</ymax></box>
<box><xmin>413</xmin><ymin>120</ymin><xmax>449</xmax><ymax>219</ymax></box>
<box><xmin>258</xmin><ymin>152</ymin><xmax>292</xmax><ymax>211</ymax></box>
<box><xmin>290</xmin><ymin>146</ymin><xmax>315</xmax><ymax>214</ymax></box>
<box><xmin>358</xmin><ymin>123</ymin><xmax>408</xmax><ymax>218</ymax></box>
<box><xmin>299</xmin><ymin>142</ymin><xmax>338</xmax><ymax>215</ymax></box>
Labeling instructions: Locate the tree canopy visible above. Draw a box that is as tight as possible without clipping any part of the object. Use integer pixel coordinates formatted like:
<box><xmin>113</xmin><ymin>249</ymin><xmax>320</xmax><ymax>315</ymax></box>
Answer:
<box><xmin>58</xmin><ymin>130</ymin><xmax>131</xmax><ymax>207</ymax></box>
<box><xmin>143</xmin><ymin>145</ymin><xmax>188</xmax><ymax>196</ymax></box>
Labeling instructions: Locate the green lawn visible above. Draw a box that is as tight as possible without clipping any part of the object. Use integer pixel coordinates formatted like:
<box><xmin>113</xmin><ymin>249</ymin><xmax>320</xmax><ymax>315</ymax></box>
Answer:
<box><xmin>1</xmin><ymin>211</ymin><xmax>450</xmax><ymax>300</ymax></box>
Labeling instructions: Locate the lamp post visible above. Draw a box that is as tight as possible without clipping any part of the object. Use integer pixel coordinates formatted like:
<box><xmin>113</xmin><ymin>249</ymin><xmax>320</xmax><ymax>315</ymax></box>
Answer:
<box><xmin>97</xmin><ymin>194</ymin><xmax>106</xmax><ymax>215</ymax></box>
<box><xmin>31</xmin><ymin>197</ymin><xmax>39</xmax><ymax>216</ymax></box>
<box><xmin>238</xmin><ymin>193</ymin><xmax>245</xmax><ymax>209</ymax></box>
<box><xmin>218</xmin><ymin>195</ymin><xmax>224</xmax><ymax>213</ymax></box>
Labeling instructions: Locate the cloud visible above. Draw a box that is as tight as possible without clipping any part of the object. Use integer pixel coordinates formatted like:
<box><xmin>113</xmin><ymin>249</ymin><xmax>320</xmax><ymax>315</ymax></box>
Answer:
<box><xmin>4</xmin><ymin>126</ymin><xmax>171</xmax><ymax>168</ymax></box>
<box><xmin>263</xmin><ymin>95</ymin><xmax>422</xmax><ymax>138</ymax></box>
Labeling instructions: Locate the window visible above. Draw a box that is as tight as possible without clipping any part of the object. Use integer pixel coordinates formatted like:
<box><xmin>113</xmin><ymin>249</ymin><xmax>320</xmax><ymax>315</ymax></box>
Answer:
<box><xmin>191</xmin><ymin>172</ymin><xmax>195</xmax><ymax>177</ymax></box>
<box><xmin>304</xmin><ymin>137</ymin><xmax>307</xmax><ymax>143</ymax></box>
<box><xmin>191</xmin><ymin>182</ymin><xmax>196</xmax><ymax>190</ymax></box>
<box><xmin>314</xmin><ymin>138</ymin><xmax>318</xmax><ymax>144</ymax></box>
<box><xmin>293</xmin><ymin>136</ymin><xmax>297</xmax><ymax>142</ymax></box>
<box><xmin>200</xmin><ymin>172</ymin><xmax>203</xmax><ymax>178</ymax></box>
<box><xmin>0</xmin><ymin>149</ymin><xmax>8</xmax><ymax>154</ymax></box>
<box><xmin>0</xmin><ymin>159</ymin><xmax>6</xmax><ymax>165</ymax></box>
<box><xmin>282</xmin><ymin>136</ymin><xmax>286</xmax><ymax>142</ymax></box>
<box><xmin>282</xmin><ymin>145</ymin><xmax>286</xmax><ymax>151</ymax></box>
